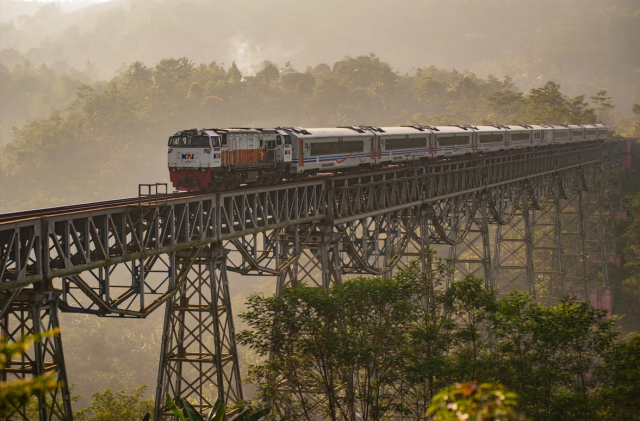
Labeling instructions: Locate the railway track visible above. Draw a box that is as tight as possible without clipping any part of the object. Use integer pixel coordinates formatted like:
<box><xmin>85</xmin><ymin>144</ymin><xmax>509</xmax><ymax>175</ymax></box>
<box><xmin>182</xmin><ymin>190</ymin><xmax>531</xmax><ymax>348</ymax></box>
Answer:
<box><xmin>0</xmin><ymin>192</ymin><xmax>197</xmax><ymax>224</ymax></box>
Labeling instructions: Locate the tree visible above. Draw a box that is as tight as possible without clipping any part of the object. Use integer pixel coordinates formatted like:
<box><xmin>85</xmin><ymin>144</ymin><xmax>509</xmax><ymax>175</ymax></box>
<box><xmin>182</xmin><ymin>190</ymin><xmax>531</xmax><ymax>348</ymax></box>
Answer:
<box><xmin>163</xmin><ymin>396</ymin><xmax>271</xmax><ymax>421</ymax></box>
<box><xmin>590</xmin><ymin>90</ymin><xmax>614</xmax><ymax>123</ymax></box>
<box><xmin>125</xmin><ymin>61</ymin><xmax>151</xmax><ymax>88</ymax></box>
<box><xmin>428</xmin><ymin>382</ymin><xmax>521</xmax><ymax>421</ymax></box>
<box><xmin>332</xmin><ymin>53</ymin><xmax>397</xmax><ymax>94</ymax></box>
<box><xmin>595</xmin><ymin>334</ymin><xmax>640</xmax><ymax>420</ymax></box>
<box><xmin>74</xmin><ymin>385</ymin><xmax>154</xmax><ymax>421</ymax></box>
<box><xmin>227</xmin><ymin>62</ymin><xmax>243</xmax><ymax>83</ymax></box>
<box><xmin>239</xmin><ymin>269</ymin><xmax>420</xmax><ymax>421</ymax></box>
<box><xmin>415</xmin><ymin>75</ymin><xmax>447</xmax><ymax>115</ymax></box>
<box><xmin>491</xmin><ymin>293</ymin><xmax>617</xmax><ymax>421</ymax></box>
<box><xmin>445</xmin><ymin>275</ymin><xmax>497</xmax><ymax>381</ymax></box>
<box><xmin>153</xmin><ymin>57</ymin><xmax>194</xmax><ymax>96</ymax></box>
<box><xmin>632</xmin><ymin>103</ymin><xmax>640</xmax><ymax>136</ymax></box>
<box><xmin>524</xmin><ymin>81</ymin><xmax>570</xmax><ymax>124</ymax></box>
<box><xmin>255</xmin><ymin>62</ymin><xmax>280</xmax><ymax>86</ymax></box>
<box><xmin>0</xmin><ymin>330</ymin><xmax>61</xmax><ymax>417</ymax></box>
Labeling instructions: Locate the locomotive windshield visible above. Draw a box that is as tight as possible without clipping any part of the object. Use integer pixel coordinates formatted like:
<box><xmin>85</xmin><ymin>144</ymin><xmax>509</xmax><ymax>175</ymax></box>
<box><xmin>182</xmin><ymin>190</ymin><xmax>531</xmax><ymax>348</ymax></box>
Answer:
<box><xmin>168</xmin><ymin>135</ymin><xmax>211</xmax><ymax>147</ymax></box>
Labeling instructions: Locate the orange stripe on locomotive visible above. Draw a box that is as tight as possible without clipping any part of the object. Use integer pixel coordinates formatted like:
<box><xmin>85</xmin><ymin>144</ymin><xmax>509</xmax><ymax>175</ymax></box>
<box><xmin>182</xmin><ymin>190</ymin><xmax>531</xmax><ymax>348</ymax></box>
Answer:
<box><xmin>221</xmin><ymin>148</ymin><xmax>267</xmax><ymax>166</ymax></box>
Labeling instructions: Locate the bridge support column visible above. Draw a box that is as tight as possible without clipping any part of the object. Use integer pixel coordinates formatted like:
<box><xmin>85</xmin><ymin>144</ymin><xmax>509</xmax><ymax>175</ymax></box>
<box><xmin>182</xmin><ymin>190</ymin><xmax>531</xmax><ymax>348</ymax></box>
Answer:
<box><xmin>606</xmin><ymin>172</ymin><xmax>622</xmax><ymax>255</ymax></box>
<box><xmin>154</xmin><ymin>248</ymin><xmax>242</xmax><ymax>421</ymax></box>
<box><xmin>531</xmin><ymin>179</ymin><xmax>567</xmax><ymax>299</ymax></box>
<box><xmin>493</xmin><ymin>184</ymin><xmax>535</xmax><ymax>296</ymax></box>
<box><xmin>0</xmin><ymin>290</ymin><xmax>72</xmax><ymax>421</ymax></box>
<box><xmin>577</xmin><ymin>185</ymin><xmax>591</xmax><ymax>298</ymax></box>
<box><xmin>559</xmin><ymin>178</ymin><xmax>590</xmax><ymax>296</ymax></box>
<box><xmin>276</xmin><ymin>225</ymin><xmax>341</xmax><ymax>295</ymax></box>
<box><xmin>592</xmin><ymin>168</ymin><xmax>610</xmax><ymax>288</ymax></box>
<box><xmin>448</xmin><ymin>192</ymin><xmax>493</xmax><ymax>288</ymax></box>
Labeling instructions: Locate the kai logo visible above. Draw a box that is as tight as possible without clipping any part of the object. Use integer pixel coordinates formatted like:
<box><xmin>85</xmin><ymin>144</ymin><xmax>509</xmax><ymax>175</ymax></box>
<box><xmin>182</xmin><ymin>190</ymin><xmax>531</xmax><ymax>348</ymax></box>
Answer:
<box><xmin>181</xmin><ymin>153</ymin><xmax>195</xmax><ymax>160</ymax></box>
<box><xmin>213</xmin><ymin>153</ymin><xmax>220</xmax><ymax>159</ymax></box>
<box><xmin>285</xmin><ymin>149</ymin><xmax>291</xmax><ymax>155</ymax></box>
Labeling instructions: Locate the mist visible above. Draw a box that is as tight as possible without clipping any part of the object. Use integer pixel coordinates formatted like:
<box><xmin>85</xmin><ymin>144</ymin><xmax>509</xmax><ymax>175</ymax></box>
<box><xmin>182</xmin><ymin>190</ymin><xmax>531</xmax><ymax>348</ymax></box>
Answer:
<box><xmin>1</xmin><ymin>0</ymin><xmax>638</xmax><ymax>110</ymax></box>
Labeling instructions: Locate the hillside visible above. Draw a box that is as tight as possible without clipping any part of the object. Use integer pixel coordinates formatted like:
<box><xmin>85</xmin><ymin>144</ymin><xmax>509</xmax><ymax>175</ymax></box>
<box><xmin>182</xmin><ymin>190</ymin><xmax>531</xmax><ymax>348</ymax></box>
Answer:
<box><xmin>1</xmin><ymin>0</ymin><xmax>638</xmax><ymax>112</ymax></box>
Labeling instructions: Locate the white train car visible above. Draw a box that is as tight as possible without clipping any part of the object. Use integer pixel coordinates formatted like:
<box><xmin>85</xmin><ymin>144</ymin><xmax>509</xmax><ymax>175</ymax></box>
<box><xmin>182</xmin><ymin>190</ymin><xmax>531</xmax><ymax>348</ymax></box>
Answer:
<box><xmin>595</xmin><ymin>123</ymin><xmax>609</xmax><ymax>140</ymax></box>
<box><xmin>529</xmin><ymin>124</ymin><xmax>554</xmax><ymax>147</ymax></box>
<box><xmin>288</xmin><ymin>127</ymin><xmax>374</xmax><ymax>175</ymax></box>
<box><xmin>582</xmin><ymin>124</ymin><xmax>599</xmax><ymax>141</ymax></box>
<box><xmin>433</xmin><ymin>126</ymin><xmax>475</xmax><ymax>157</ymax></box>
<box><xmin>549</xmin><ymin>125</ymin><xmax>571</xmax><ymax>144</ymax></box>
<box><xmin>377</xmin><ymin>126</ymin><xmax>432</xmax><ymax>165</ymax></box>
<box><xmin>506</xmin><ymin>125</ymin><xmax>533</xmax><ymax>149</ymax></box>
<box><xmin>569</xmin><ymin>125</ymin><xmax>585</xmax><ymax>142</ymax></box>
<box><xmin>474</xmin><ymin>125</ymin><xmax>508</xmax><ymax>153</ymax></box>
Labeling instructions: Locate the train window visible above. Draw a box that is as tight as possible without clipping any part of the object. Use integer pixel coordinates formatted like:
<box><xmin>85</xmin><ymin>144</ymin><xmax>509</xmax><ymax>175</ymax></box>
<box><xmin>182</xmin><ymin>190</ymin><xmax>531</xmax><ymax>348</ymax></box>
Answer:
<box><xmin>554</xmin><ymin>131</ymin><xmax>568</xmax><ymax>138</ymax></box>
<box><xmin>384</xmin><ymin>137</ymin><xmax>427</xmax><ymax>150</ymax></box>
<box><xmin>572</xmin><ymin>131</ymin><xmax>583</xmax><ymax>137</ymax></box>
<box><xmin>211</xmin><ymin>137</ymin><xmax>221</xmax><ymax>146</ymax></box>
<box><xmin>168</xmin><ymin>136</ymin><xmax>188</xmax><ymax>146</ymax></box>
<box><xmin>276</xmin><ymin>135</ymin><xmax>282</xmax><ymax>145</ymax></box>
<box><xmin>534</xmin><ymin>132</ymin><xmax>541</xmax><ymax>140</ymax></box>
<box><xmin>478</xmin><ymin>134</ymin><xmax>503</xmax><ymax>144</ymax></box>
<box><xmin>310</xmin><ymin>140</ymin><xmax>364</xmax><ymax>156</ymax></box>
<box><xmin>438</xmin><ymin>136</ymin><xmax>469</xmax><ymax>147</ymax></box>
<box><xmin>191</xmin><ymin>136</ymin><xmax>210</xmax><ymax>147</ymax></box>
<box><xmin>220</xmin><ymin>134</ymin><xmax>228</xmax><ymax>146</ymax></box>
<box><xmin>510</xmin><ymin>133</ymin><xmax>530</xmax><ymax>142</ymax></box>
<box><xmin>284</xmin><ymin>135</ymin><xmax>291</xmax><ymax>145</ymax></box>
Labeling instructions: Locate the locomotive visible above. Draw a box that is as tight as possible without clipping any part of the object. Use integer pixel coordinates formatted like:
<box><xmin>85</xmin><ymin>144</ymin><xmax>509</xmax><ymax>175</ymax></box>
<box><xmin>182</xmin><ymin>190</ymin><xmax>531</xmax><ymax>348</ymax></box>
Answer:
<box><xmin>167</xmin><ymin>124</ymin><xmax>609</xmax><ymax>192</ymax></box>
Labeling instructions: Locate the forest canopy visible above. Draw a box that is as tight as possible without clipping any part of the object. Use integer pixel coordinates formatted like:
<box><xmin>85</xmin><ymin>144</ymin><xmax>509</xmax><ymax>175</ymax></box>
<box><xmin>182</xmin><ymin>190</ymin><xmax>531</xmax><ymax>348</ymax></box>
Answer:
<box><xmin>1</xmin><ymin>53</ymin><xmax>638</xmax><ymax>212</ymax></box>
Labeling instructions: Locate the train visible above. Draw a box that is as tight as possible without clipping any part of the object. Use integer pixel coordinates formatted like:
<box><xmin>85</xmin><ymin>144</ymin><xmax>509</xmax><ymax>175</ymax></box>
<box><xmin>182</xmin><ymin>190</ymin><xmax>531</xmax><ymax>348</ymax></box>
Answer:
<box><xmin>167</xmin><ymin>124</ymin><xmax>609</xmax><ymax>191</ymax></box>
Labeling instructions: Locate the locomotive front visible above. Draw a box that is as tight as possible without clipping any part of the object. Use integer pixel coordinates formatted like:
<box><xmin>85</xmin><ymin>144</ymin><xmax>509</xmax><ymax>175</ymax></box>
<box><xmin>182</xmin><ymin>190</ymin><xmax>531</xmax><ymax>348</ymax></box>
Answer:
<box><xmin>167</xmin><ymin>129</ymin><xmax>221</xmax><ymax>191</ymax></box>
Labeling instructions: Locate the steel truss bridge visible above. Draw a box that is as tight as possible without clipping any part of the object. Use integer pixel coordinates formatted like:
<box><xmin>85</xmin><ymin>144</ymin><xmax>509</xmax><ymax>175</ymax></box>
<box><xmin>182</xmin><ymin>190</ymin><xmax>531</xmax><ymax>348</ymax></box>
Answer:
<box><xmin>0</xmin><ymin>140</ymin><xmax>629</xmax><ymax>420</ymax></box>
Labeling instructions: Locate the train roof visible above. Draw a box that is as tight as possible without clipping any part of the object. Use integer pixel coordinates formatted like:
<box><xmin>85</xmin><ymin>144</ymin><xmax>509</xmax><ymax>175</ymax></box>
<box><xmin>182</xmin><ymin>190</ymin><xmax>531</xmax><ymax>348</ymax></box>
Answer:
<box><xmin>377</xmin><ymin>127</ymin><xmax>431</xmax><ymax>136</ymax></box>
<box><xmin>528</xmin><ymin>124</ymin><xmax>554</xmax><ymax>130</ymax></box>
<box><xmin>174</xmin><ymin>124</ymin><xmax>602</xmax><ymax>138</ymax></box>
<box><xmin>473</xmin><ymin>125</ymin><xmax>508</xmax><ymax>132</ymax></box>
<box><xmin>431</xmin><ymin>126</ymin><xmax>475</xmax><ymax>135</ymax></box>
<box><xmin>290</xmin><ymin>127</ymin><xmax>373</xmax><ymax>138</ymax></box>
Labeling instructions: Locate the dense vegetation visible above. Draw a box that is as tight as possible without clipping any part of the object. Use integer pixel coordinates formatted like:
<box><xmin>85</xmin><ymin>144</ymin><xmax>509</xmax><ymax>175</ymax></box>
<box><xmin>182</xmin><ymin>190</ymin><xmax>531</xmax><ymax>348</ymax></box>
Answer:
<box><xmin>1</xmin><ymin>0</ymin><xmax>638</xmax><ymax>111</ymax></box>
<box><xmin>239</xmin><ymin>263</ymin><xmax>640</xmax><ymax>421</ymax></box>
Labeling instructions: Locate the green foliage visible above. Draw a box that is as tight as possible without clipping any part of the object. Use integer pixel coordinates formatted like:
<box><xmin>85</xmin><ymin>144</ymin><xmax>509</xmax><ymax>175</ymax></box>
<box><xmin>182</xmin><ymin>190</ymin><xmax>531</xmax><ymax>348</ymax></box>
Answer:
<box><xmin>0</xmin><ymin>329</ymin><xmax>61</xmax><ymax>416</ymax></box>
<box><xmin>74</xmin><ymin>385</ymin><xmax>153</xmax><ymax>421</ymax></box>
<box><xmin>428</xmin><ymin>382</ymin><xmax>522</xmax><ymax>421</ymax></box>
<box><xmin>0</xmin><ymin>59</ymin><xmax>91</xmax><ymax>146</ymax></box>
<box><xmin>595</xmin><ymin>334</ymin><xmax>640</xmax><ymax>420</ymax></box>
<box><xmin>239</xmin><ymin>260</ymin><xmax>636</xmax><ymax>421</ymax></box>
<box><xmin>632</xmin><ymin>104</ymin><xmax>640</xmax><ymax>136</ymax></box>
<box><xmin>58</xmin><ymin>313</ymin><xmax>162</xmax><ymax>410</ymax></box>
<box><xmin>165</xmin><ymin>396</ymin><xmax>186</xmax><ymax>421</ymax></box>
<box><xmin>161</xmin><ymin>396</ymin><xmax>270</xmax><ymax>421</ymax></box>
